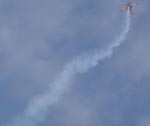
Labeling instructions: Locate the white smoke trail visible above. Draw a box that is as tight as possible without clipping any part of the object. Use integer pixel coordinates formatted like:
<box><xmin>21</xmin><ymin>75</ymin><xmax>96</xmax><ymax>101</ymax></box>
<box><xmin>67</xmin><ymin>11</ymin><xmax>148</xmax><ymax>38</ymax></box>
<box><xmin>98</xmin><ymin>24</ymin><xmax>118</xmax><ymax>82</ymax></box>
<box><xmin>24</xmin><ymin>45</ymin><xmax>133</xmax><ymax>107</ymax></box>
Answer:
<box><xmin>6</xmin><ymin>12</ymin><xmax>131</xmax><ymax>126</ymax></box>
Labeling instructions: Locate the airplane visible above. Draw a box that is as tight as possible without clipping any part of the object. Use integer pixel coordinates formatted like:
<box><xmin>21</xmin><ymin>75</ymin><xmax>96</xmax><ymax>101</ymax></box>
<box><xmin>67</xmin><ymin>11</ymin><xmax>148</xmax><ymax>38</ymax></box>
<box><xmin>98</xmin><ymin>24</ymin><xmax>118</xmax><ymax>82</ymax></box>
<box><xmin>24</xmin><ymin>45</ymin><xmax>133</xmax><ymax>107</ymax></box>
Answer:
<box><xmin>121</xmin><ymin>2</ymin><xmax>138</xmax><ymax>15</ymax></box>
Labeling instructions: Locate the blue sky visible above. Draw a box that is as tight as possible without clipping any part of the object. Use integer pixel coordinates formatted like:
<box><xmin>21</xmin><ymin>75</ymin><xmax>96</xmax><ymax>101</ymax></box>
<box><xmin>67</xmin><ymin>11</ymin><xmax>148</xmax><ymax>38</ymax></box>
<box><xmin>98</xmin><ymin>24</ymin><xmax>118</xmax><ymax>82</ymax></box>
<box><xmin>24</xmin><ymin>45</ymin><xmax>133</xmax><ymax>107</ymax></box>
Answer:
<box><xmin>0</xmin><ymin>0</ymin><xmax>150</xmax><ymax>126</ymax></box>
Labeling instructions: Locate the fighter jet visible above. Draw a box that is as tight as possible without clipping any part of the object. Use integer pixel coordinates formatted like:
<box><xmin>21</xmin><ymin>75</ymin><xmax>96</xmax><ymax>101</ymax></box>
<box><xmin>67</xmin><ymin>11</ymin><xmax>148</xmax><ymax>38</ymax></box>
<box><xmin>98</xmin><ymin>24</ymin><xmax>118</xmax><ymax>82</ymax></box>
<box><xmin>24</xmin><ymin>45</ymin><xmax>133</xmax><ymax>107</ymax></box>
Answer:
<box><xmin>121</xmin><ymin>2</ymin><xmax>138</xmax><ymax>15</ymax></box>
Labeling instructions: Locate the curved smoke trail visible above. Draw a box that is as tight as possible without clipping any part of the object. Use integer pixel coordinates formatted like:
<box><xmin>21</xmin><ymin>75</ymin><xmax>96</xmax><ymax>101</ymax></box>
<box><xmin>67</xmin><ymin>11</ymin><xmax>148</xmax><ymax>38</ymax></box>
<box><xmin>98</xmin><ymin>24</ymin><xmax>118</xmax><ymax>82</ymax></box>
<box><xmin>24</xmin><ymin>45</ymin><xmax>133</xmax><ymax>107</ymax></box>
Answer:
<box><xmin>6</xmin><ymin>12</ymin><xmax>131</xmax><ymax>126</ymax></box>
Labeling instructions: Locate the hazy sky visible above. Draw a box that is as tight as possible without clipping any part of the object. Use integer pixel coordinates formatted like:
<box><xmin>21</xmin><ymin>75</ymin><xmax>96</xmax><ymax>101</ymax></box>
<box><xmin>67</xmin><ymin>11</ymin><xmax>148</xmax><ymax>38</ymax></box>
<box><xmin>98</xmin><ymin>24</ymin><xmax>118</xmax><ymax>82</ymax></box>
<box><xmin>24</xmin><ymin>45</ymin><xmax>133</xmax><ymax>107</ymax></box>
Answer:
<box><xmin>0</xmin><ymin>0</ymin><xmax>150</xmax><ymax>126</ymax></box>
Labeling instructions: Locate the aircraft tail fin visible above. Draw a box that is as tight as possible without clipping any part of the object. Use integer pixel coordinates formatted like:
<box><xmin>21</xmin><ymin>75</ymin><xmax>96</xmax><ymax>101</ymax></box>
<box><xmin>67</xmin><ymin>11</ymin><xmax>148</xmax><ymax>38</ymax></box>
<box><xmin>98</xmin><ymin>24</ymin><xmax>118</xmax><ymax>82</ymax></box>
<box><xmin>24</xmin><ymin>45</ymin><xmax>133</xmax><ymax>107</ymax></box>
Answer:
<box><xmin>130</xmin><ymin>10</ymin><xmax>135</xmax><ymax>15</ymax></box>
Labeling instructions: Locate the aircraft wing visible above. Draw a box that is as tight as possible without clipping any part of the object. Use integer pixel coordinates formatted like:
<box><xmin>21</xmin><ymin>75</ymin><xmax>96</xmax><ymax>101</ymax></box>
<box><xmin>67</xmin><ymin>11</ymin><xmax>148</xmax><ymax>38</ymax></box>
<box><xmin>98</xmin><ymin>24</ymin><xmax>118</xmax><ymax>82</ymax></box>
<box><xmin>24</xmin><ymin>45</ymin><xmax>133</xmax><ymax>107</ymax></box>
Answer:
<box><xmin>131</xmin><ymin>2</ymin><xmax>138</xmax><ymax>7</ymax></box>
<box><xmin>121</xmin><ymin>6</ymin><xmax>128</xmax><ymax>11</ymax></box>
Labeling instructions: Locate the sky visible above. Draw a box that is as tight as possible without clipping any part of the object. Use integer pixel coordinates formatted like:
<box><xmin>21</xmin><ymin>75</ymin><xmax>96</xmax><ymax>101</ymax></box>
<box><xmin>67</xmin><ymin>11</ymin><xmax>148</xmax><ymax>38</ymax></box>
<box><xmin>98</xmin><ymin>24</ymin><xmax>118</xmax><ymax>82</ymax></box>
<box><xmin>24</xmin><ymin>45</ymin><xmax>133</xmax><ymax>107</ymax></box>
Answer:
<box><xmin>0</xmin><ymin>0</ymin><xmax>150</xmax><ymax>126</ymax></box>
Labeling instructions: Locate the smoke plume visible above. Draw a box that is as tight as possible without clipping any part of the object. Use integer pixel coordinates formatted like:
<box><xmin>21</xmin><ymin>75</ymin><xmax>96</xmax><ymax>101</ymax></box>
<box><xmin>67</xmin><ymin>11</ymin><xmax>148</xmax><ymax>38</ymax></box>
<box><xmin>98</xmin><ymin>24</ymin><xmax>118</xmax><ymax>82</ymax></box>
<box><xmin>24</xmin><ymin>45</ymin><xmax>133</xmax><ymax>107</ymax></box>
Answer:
<box><xmin>6</xmin><ymin>12</ymin><xmax>131</xmax><ymax>126</ymax></box>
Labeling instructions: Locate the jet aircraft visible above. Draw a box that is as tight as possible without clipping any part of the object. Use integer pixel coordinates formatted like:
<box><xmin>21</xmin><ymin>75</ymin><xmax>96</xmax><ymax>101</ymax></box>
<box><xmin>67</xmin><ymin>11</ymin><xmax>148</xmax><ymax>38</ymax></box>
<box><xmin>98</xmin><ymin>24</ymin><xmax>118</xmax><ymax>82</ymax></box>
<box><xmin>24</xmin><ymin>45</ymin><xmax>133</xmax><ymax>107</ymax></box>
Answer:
<box><xmin>121</xmin><ymin>2</ymin><xmax>138</xmax><ymax>15</ymax></box>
